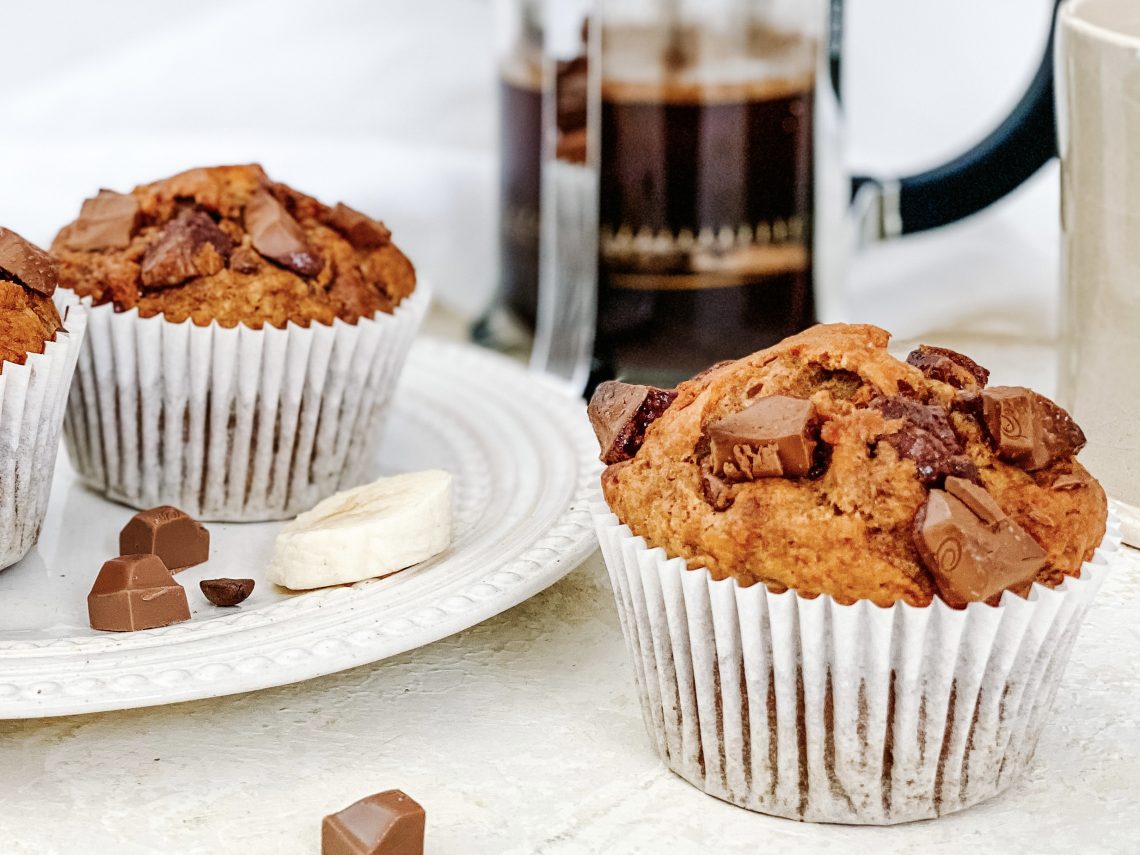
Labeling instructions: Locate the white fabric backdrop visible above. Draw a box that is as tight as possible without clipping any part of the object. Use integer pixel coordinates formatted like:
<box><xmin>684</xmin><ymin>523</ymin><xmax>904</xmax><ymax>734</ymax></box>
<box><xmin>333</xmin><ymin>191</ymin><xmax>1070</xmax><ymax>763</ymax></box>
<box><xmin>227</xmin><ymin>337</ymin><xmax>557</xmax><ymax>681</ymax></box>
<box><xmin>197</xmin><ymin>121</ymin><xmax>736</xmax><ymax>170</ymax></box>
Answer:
<box><xmin>0</xmin><ymin>0</ymin><xmax>1057</xmax><ymax>337</ymax></box>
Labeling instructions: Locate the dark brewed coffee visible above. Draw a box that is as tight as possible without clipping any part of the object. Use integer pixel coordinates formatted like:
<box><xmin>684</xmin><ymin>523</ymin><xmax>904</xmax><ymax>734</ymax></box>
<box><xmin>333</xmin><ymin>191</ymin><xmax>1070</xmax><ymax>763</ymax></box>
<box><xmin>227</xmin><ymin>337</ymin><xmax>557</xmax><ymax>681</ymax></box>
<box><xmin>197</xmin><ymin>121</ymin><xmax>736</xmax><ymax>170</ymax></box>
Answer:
<box><xmin>596</xmin><ymin>76</ymin><xmax>815</xmax><ymax>385</ymax></box>
<box><xmin>498</xmin><ymin>74</ymin><xmax>543</xmax><ymax>330</ymax></box>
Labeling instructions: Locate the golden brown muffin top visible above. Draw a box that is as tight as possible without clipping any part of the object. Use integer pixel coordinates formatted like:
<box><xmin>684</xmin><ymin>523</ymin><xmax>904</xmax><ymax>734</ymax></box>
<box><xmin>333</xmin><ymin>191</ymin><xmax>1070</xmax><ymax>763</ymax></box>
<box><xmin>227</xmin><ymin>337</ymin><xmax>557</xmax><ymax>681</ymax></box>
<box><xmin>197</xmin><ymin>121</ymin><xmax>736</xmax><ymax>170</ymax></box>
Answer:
<box><xmin>52</xmin><ymin>164</ymin><xmax>416</xmax><ymax>329</ymax></box>
<box><xmin>592</xmin><ymin>324</ymin><xmax>1108</xmax><ymax>608</ymax></box>
<box><xmin>0</xmin><ymin>227</ymin><xmax>64</xmax><ymax>372</ymax></box>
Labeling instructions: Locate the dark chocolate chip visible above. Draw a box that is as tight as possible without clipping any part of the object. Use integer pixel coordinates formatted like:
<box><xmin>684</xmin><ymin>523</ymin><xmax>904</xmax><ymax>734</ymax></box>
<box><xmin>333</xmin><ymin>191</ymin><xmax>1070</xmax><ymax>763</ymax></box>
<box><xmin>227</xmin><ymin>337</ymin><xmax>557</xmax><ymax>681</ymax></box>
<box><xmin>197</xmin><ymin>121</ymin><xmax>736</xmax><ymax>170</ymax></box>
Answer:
<box><xmin>907</xmin><ymin>344</ymin><xmax>990</xmax><ymax>390</ymax></box>
<box><xmin>229</xmin><ymin>245</ymin><xmax>262</xmax><ymax>274</ymax></box>
<box><xmin>140</xmin><ymin>208</ymin><xmax>233</xmax><ymax>289</ymax></box>
<box><xmin>200</xmin><ymin>578</ymin><xmax>255</xmax><ymax>607</ymax></box>
<box><xmin>870</xmin><ymin>395</ymin><xmax>970</xmax><ymax>486</ymax></box>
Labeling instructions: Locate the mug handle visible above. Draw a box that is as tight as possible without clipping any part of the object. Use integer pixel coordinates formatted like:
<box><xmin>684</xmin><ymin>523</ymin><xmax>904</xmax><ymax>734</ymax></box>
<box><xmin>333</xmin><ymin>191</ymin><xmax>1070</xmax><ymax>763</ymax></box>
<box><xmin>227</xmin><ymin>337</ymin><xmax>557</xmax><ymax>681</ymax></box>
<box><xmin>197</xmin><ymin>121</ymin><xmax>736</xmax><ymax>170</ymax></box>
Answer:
<box><xmin>851</xmin><ymin>0</ymin><xmax>1063</xmax><ymax>241</ymax></box>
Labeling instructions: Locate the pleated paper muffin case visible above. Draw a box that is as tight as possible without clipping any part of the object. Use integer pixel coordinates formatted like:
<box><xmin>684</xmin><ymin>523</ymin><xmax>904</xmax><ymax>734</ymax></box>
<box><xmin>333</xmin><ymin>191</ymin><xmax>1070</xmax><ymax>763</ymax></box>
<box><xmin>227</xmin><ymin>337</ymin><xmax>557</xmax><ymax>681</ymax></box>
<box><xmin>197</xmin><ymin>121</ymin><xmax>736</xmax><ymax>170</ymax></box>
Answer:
<box><xmin>0</xmin><ymin>294</ymin><xmax>88</xmax><ymax>570</ymax></box>
<box><xmin>593</xmin><ymin>504</ymin><xmax>1120</xmax><ymax>825</ymax></box>
<box><xmin>63</xmin><ymin>284</ymin><xmax>430</xmax><ymax>522</ymax></box>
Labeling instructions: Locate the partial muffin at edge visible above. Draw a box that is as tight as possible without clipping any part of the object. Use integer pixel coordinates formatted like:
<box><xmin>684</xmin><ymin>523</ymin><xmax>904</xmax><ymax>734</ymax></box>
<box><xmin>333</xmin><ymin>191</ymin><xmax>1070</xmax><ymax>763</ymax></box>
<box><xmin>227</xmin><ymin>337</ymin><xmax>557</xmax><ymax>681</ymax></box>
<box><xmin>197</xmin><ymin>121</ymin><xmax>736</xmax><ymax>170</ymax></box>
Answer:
<box><xmin>0</xmin><ymin>227</ymin><xmax>64</xmax><ymax>370</ymax></box>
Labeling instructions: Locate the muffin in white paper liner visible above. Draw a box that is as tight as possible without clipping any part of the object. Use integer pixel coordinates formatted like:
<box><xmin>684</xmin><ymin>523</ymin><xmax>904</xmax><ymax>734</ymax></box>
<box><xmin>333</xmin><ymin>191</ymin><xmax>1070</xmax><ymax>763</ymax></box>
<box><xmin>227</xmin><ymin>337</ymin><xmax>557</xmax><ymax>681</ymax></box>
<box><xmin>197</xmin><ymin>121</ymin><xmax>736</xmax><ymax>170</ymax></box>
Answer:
<box><xmin>594</xmin><ymin>504</ymin><xmax>1118</xmax><ymax>824</ymax></box>
<box><xmin>63</xmin><ymin>284</ymin><xmax>429</xmax><ymax>522</ymax></box>
<box><xmin>0</xmin><ymin>295</ymin><xmax>87</xmax><ymax>570</ymax></box>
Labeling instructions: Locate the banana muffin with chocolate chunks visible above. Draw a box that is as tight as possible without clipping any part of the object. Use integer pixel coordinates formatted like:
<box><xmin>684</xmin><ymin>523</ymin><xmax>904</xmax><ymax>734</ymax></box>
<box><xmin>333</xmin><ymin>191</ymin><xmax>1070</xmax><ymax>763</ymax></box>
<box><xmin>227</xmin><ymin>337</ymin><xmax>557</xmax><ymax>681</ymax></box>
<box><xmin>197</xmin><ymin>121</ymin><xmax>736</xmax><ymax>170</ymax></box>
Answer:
<box><xmin>590</xmin><ymin>324</ymin><xmax>1114</xmax><ymax>823</ymax></box>
<box><xmin>591</xmin><ymin>323</ymin><xmax>1107</xmax><ymax>608</ymax></box>
<box><xmin>53</xmin><ymin>164</ymin><xmax>416</xmax><ymax>327</ymax></box>
<box><xmin>51</xmin><ymin>165</ymin><xmax>428</xmax><ymax>521</ymax></box>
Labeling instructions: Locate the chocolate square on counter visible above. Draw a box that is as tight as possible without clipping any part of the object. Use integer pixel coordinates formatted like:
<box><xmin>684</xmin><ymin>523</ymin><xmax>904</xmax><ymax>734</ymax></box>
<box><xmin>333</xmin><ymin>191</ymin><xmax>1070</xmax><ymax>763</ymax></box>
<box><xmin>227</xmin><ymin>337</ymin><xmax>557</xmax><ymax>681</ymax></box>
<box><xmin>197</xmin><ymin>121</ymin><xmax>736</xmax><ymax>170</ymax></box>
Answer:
<box><xmin>120</xmin><ymin>506</ymin><xmax>210</xmax><ymax>572</ymax></box>
<box><xmin>322</xmin><ymin>790</ymin><xmax>425</xmax><ymax>855</ymax></box>
<box><xmin>88</xmin><ymin>555</ymin><xmax>191</xmax><ymax>632</ymax></box>
<box><xmin>707</xmin><ymin>395</ymin><xmax>816</xmax><ymax>480</ymax></box>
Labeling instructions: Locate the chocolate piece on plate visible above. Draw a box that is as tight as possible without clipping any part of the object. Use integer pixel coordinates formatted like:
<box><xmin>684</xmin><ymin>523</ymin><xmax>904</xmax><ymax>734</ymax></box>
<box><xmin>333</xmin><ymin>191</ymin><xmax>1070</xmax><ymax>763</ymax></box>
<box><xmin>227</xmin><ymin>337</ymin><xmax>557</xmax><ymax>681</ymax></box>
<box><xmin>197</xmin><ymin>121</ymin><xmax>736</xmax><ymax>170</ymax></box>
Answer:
<box><xmin>0</xmin><ymin>227</ymin><xmax>58</xmax><ymax>296</ymax></box>
<box><xmin>245</xmin><ymin>188</ymin><xmax>323</xmax><ymax>277</ymax></box>
<box><xmin>141</xmin><ymin>207</ymin><xmax>233</xmax><ymax>289</ymax></box>
<box><xmin>200</xmin><ymin>578</ymin><xmax>255</xmax><ymax>607</ymax></box>
<box><xmin>588</xmin><ymin>380</ymin><xmax>677</xmax><ymax>465</ymax></box>
<box><xmin>706</xmin><ymin>395</ymin><xmax>816</xmax><ymax>480</ymax></box>
<box><xmin>980</xmin><ymin>386</ymin><xmax>1087</xmax><ymax>471</ymax></box>
<box><xmin>120</xmin><ymin>506</ymin><xmax>210</xmax><ymax>572</ymax></box>
<box><xmin>327</xmin><ymin>203</ymin><xmax>392</xmax><ymax>250</ymax></box>
<box><xmin>906</xmin><ymin>344</ymin><xmax>990</xmax><ymax>390</ymax></box>
<box><xmin>88</xmin><ymin>555</ymin><xmax>191</xmax><ymax>632</ymax></box>
<box><xmin>912</xmin><ymin>476</ymin><xmax>1047</xmax><ymax>607</ymax></box>
<box><xmin>63</xmin><ymin>190</ymin><xmax>141</xmax><ymax>251</ymax></box>
<box><xmin>322</xmin><ymin>790</ymin><xmax>425</xmax><ymax>855</ymax></box>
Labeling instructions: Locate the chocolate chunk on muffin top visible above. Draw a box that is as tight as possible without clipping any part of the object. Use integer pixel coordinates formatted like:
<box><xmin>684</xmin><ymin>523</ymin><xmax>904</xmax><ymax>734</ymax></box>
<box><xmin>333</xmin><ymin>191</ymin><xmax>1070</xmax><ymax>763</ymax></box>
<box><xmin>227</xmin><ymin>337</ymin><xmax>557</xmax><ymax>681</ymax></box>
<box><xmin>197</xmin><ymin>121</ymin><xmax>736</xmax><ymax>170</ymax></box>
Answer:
<box><xmin>51</xmin><ymin>164</ymin><xmax>416</xmax><ymax>329</ymax></box>
<box><xmin>590</xmin><ymin>323</ymin><xmax>1107</xmax><ymax>608</ymax></box>
<box><xmin>0</xmin><ymin>227</ymin><xmax>64</xmax><ymax>371</ymax></box>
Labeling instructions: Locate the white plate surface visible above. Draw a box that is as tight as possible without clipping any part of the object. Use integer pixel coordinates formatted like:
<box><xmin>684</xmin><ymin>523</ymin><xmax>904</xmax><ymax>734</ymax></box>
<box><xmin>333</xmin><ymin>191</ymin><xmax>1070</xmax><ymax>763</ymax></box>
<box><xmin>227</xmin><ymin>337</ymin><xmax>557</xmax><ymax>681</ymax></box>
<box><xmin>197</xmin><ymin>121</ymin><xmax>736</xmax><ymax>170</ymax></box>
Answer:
<box><xmin>0</xmin><ymin>339</ymin><xmax>601</xmax><ymax>718</ymax></box>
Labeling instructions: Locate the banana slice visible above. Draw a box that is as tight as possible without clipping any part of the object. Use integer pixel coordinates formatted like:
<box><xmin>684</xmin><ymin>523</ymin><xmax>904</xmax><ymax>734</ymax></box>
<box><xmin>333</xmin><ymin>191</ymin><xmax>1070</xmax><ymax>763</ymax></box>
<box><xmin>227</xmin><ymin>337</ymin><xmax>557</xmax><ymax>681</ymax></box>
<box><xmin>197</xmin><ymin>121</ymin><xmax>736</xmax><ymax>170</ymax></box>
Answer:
<box><xmin>266</xmin><ymin>470</ymin><xmax>452</xmax><ymax>591</ymax></box>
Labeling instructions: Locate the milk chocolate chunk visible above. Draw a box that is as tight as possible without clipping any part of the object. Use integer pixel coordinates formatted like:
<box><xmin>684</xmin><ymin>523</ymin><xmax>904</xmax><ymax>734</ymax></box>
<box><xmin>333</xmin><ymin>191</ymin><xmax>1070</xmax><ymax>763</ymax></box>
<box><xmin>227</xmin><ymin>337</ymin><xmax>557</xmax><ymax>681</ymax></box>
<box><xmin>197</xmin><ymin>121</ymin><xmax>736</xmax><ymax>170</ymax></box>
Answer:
<box><xmin>322</xmin><ymin>790</ymin><xmax>425</xmax><ymax>855</ymax></box>
<box><xmin>588</xmin><ymin>381</ymin><xmax>677</xmax><ymax>465</ymax></box>
<box><xmin>870</xmin><ymin>395</ymin><xmax>977</xmax><ymax>485</ymax></box>
<box><xmin>245</xmin><ymin>188</ymin><xmax>323</xmax><ymax>276</ymax></box>
<box><xmin>906</xmin><ymin>344</ymin><xmax>989</xmax><ymax>390</ymax></box>
<box><xmin>88</xmin><ymin>555</ymin><xmax>191</xmax><ymax>632</ymax></box>
<box><xmin>120</xmin><ymin>506</ymin><xmax>210</xmax><ymax>572</ymax></box>
<box><xmin>707</xmin><ymin>395</ymin><xmax>816</xmax><ymax>480</ymax></box>
<box><xmin>63</xmin><ymin>189</ymin><xmax>140</xmax><ymax>251</ymax></box>
<box><xmin>0</xmin><ymin>227</ymin><xmax>58</xmax><ymax>296</ymax></box>
<box><xmin>328</xmin><ymin>203</ymin><xmax>392</xmax><ymax>250</ymax></box>
<box><xmin>141</xmin><ymin>208</ymin><xmax>233</xmax><ymax>289</ymax></box>
<box><xmin>913</xmin><ymin>477</ymin><xmax>1046</xmax><ymax>607</ymax></box>
<box><xmin>980</xmin><ymin>386</ymin><xmax>1086</xmax><ymax>471</ymax></box>
<box><xmin>200</xmin><ymin>578</ymin><xmax>254</xmax><ymax>607</ymax></box>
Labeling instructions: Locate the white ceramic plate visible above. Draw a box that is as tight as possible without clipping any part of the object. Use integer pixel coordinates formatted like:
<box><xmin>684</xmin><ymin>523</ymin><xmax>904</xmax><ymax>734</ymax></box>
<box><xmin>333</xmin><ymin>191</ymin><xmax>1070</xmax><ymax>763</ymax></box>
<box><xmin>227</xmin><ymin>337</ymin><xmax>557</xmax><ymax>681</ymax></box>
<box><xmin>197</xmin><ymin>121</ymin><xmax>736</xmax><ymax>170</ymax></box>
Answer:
<box><xmin>0</xmin><ymin>339</ymin><xmax>601</xmax><ymax>718</ymax></box>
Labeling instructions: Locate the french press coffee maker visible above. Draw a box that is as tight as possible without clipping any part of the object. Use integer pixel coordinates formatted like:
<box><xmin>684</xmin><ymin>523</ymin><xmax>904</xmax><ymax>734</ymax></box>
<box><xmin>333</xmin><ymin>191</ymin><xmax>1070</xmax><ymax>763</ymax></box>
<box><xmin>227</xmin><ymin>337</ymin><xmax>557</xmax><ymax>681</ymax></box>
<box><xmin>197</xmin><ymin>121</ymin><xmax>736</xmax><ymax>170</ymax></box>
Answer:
<box><xmin>483</xmin><ymin>0</ymin><xmax>1061</xmax><ymax>390</ymax></box>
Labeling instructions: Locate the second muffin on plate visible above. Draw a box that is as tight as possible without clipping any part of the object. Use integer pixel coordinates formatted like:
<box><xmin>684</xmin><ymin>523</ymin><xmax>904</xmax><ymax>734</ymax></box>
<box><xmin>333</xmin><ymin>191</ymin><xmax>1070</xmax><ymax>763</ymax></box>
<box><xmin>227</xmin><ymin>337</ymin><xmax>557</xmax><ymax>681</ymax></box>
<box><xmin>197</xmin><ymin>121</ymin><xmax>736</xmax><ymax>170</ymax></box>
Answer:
<box><xmin>53</xmin><ymin>164</ymin><xmax>429</xmax><ymax>521</ymax></box>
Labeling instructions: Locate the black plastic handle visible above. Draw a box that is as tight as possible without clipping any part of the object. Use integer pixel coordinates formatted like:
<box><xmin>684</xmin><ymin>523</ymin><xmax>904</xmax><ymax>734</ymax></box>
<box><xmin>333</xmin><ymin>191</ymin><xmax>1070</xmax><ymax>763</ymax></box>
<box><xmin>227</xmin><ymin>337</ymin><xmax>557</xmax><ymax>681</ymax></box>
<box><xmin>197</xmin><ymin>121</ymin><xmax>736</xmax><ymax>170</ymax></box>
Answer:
<box><xmin>851</xmin><ymin>0</ymin><xmax>1062</xmax><ymax>236</ymax></box>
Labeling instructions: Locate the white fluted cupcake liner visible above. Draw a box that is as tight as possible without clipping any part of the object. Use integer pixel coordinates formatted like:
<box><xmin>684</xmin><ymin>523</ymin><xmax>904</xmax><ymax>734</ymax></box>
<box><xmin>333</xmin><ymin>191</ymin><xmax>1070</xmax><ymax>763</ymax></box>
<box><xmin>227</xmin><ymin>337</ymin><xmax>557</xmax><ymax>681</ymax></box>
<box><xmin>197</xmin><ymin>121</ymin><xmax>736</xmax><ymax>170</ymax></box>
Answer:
<box><xmin>594</xmin><ymin>504</ymin><xmax>1118</xmax><ymax>824</ymax></box>
<box><xmin>63</xmin><ymin>285</ymin><xmax>429</xmax><ymax>522</ymax></box>
<box><xmin>1</xmin><ymin>294</ymin><xmax>87</xmax><ymax>570</ymax></box>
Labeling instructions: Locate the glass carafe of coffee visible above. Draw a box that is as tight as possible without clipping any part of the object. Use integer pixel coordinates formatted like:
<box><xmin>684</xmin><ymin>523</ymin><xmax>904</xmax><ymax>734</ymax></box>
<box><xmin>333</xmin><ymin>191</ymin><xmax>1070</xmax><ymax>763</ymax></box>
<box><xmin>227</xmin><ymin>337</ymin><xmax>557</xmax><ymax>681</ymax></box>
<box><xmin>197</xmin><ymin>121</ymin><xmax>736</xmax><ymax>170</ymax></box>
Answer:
<box><xmin>594</xmin><ymin>1</ymin><xmax>822</xmax><ymax>386</ymax></box>
<box><xmin>492</xmin><ymin>0</ymin><xmax>1062</xmax><ymax>389</ymax></box>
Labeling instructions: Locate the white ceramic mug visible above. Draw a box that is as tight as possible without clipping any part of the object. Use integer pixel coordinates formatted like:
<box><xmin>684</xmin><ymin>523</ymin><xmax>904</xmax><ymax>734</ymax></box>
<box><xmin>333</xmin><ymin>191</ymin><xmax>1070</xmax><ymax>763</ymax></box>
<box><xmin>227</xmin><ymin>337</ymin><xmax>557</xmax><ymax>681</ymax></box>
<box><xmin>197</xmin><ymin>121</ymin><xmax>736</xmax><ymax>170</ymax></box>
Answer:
<box><xmin>1057</xmin><ymin>0</ymin><xmax>1140</xmax><ymax>528</ymax></box>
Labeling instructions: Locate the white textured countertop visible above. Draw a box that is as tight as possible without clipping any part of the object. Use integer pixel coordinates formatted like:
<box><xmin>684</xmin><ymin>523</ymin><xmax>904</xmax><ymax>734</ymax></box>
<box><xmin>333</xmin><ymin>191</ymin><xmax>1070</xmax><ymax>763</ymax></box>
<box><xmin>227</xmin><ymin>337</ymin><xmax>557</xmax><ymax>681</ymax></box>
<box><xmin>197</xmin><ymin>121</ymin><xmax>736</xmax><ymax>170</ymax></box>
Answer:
<box><xmin>0</xmin><ymin>540</ymin><xmax>1136</xmax><ymax>854</ymax></box>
